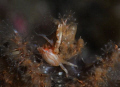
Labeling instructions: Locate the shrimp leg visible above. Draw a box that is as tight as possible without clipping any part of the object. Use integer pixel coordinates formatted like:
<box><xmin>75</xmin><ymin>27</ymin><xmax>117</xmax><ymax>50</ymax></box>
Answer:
<box><xmin>62</xmin><ymin>60</ymin><xmax>77</xmax><ymax>67</ymax></box>
<box><xmin>60</xmin><ymin>63</ymin><xmax>68</xmax><ymax>77</ymax></box>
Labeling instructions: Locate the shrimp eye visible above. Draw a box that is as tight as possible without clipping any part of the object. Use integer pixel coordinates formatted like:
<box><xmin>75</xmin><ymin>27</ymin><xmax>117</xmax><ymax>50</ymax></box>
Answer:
<box><xmin>45</xmin><ymin>50</ymin><xmax>48</xmax><ymax>52</ymax></box>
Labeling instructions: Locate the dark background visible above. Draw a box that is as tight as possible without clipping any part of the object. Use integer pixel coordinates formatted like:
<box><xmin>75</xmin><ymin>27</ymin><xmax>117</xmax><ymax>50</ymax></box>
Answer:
<box><xmin>0</xmin><ymin>0</ymin><xmax>120</xmax><ymax>57</ymax></box>
<box><xmin>0</xmin><ymin>0</ymin><xmax>120</xmax><ymax>87</ymax></box>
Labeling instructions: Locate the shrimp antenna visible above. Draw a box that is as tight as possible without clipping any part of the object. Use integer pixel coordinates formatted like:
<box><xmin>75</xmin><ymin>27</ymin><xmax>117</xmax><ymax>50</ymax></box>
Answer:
<box><xmin>34</xmin><ymin>31</ymin><xmax>53</xmax><ymax>46</ymax></box>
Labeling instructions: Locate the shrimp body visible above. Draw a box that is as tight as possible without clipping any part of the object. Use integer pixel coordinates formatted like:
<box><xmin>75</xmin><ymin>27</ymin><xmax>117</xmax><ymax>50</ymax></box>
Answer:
<box><xmin>37</xmin><ymin>47</ymin><xmax>61</xmax><ymax>66</ymax></box>
<box><xmin>37</xmin><ymin>46</ymin><xmax>77</xmax><ymax>77</ymax></box>
<box><xmin>37</xmin><ymin>19</ymin><xmax>79</xmax><ymax>77</ymax></box>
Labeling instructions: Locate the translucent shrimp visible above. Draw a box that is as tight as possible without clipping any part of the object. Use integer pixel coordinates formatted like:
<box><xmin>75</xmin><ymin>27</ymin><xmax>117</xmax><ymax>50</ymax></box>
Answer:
<box><xmin>37</xmin><ymin>47</ymin><xmax>77</xmax><ymax>77</ymax></box>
